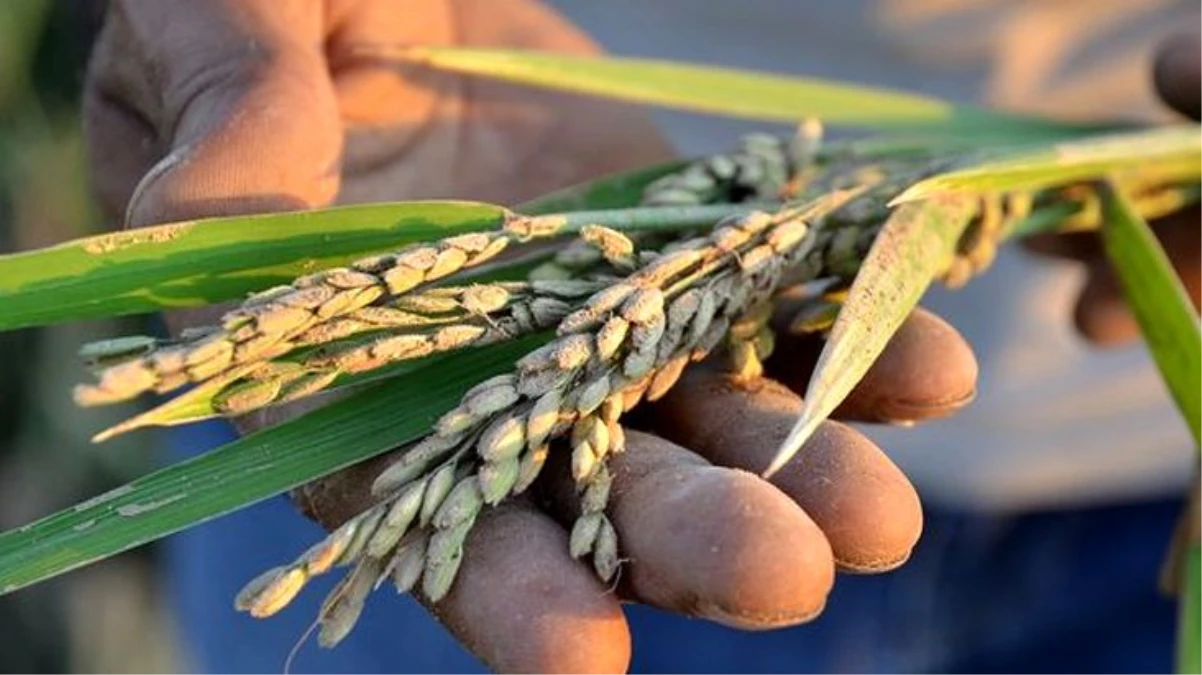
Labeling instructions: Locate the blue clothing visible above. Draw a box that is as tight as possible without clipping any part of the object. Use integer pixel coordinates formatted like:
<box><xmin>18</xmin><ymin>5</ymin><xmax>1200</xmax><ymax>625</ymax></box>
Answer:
<box><xmin>166</xmin><ymin>420</ymin><xmax>1179</xmax><ymax>673</ymax></box>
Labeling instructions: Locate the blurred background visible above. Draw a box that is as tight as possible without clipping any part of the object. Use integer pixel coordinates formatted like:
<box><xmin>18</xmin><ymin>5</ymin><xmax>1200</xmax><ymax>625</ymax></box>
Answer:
<box><xmin>0</xmin><ymin>1</ymin><xmax>180</xmax><ymax>671</ymax></box>
<box><xmin>0</xmin><ymin>0</ymin><xmax>1195</xmax><ymax>673</ymax></box>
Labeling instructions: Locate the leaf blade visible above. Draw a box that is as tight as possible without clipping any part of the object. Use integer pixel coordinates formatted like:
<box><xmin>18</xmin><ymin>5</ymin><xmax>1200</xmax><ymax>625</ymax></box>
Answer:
<box><xmin>1097</xmin><ymin>182</ymin><xmax>1201</xmax><ymax>445</ymax></box>
<box><xmin>1180</xmin><ymin>542</ymin><xmax>1200</xmax><ymax>674</ymax></box>
<box><xmin>398</xmin><ymin>47</ymin><xmax>1091</xmax><ymax>137</ymax></box>
<box><xmin>766</xmin><ymin>195</ymin><xmax>977</xmax><ymax>476</ymax></box>
<box><xmin>0</xmin><ymin>335</ymin><xmax>547</xmax><ymax>594</ymax></box>
<box><xmin>893</xmin><ymin>126</ymin><xmax>1202</xmax><ymax>204</ymax></box>
<box><xmin>0</xmin><ymin>201</ymin><xmax>507</xmax><ymax>331</ymax></box>
<box><xmin>1085</xmin><ymin>186</ymin><xmax>1198</xmax><ymax>675</ymax></box>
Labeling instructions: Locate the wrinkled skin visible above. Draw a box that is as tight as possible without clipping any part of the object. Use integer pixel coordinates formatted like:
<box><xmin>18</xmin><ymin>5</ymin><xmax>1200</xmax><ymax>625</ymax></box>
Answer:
<box><xmin>82</xmin><ymin>1</ymin><xmax>1198</xmax><ymax>671</ymax></box>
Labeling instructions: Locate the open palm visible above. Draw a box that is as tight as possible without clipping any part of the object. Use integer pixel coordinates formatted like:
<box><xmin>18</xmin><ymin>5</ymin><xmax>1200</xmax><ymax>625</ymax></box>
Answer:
<box><xmin>83</xmin><ymin>1</ymin><xmax>977</xmax><ymax>671</ymax></box>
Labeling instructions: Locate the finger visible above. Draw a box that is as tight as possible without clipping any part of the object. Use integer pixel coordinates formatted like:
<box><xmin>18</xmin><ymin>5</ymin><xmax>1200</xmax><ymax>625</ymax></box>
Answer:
<box><xmin>610</xmin><ymin>433</ymin><xmax>836</xmax><ymax>628</ymax></box>
<box><xmin>326</xmin><ymin>0</ymin><xmax>604</xmax><ymax>130</ymax></box>
<box><xmin>432</xmin><ymin>502</ymin><xmax>631</xmax><ymax>675</ymax></box>
<box><xmin>643</xmin><ymin>369</ymin><xmax>923</xmax><ymax>572</ymax></box>
<box><xmin>1153</xmin><ymin>32</ymin><xmax>1201</xmax><ymax>120</ymax></box>
<box><xmin>766</xmin><ymin>304</ymin><xmax>978</xmax><ymax>424</ymax></box>
<box><xmin>324</xmin><ymin>0</ymin><xmax>674</xmax><ymax>205</ymax></box>
<box><xmin>1075</xmin><ymin>213</ymin><xmax>1202</xmax><ymax>346</ymax></box>
<box><xmin>293</xmin><ymin>453</ymin><xmax>630</xmax><ymax>674</ymax></box>
<box><xmin>539</xmin><ymin>432</ymin><xmax>836</xmax><ymax>629</ymax></box>
<box><xmin>1074</xmin><ymin>258</ymin><xmax>1141</xmax><ymax>347</ymax></box>
<box><xmin>82</xmin><ymin>21</ymin><xmax>160</xmax><ymax>222</ymax></box>
<box><xmin>88</xmin><ymin>0</ymin><xmax>341</xmax><ymax>227</ymax></box>
<box><xmin>82</xmin><ymin>90</ymin><xmax>160</xmax><ymax>224</ymax></box>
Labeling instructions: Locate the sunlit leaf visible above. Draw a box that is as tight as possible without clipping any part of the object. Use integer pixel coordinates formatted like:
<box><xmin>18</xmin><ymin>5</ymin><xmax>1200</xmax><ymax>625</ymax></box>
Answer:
<box><xmin>1100</xmin><ymin>181</ymin><xmax>1202</xmax><ymax>675</ymax></box>
<box><xmin>1097</xmin><ymin>182</ymin><xmax>1200</xmax><ymax>445</ymax></box>
<box><xmin>0</xmin><ymin>201</ymin><xmax>507</xmax><ymax>332</ymax></box>
<box><xmin>91</xmin><ymin>363</ymin><xmax>264</xmax><ymax>442</ymax></box>
<box><xmin>0</xmin><ymin>334</ymin><xmax>547</xmax><ymax>595</ymax></box>
<box><xmin>893</xmin><ymin>126</ymin><xmax>1202</xmax><ymax>204</ymax></box>
<box><xmin>765</xmin><ymin>195</ymin><xmax>977</xmax><ymax>476</ymax></box>
<box><xmin>395</xmin><ymin>46</ymin><xmax>1094</xmax><ymax>138</ymax></box>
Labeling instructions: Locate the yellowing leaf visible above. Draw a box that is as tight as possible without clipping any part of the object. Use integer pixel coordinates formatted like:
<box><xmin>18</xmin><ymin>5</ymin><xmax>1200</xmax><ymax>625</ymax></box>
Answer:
<box><xmin>766</xmin><ymin>195</ymin><xmax>977</xmax><ymax>476</ymax></box>
<box><xmin>395</xmin><ymin>46</ymin><xmax>1089</xmax><ymax>138</ymax></box>
<box><xmin>893</xmin><ymin>125</ymin><xmax>1202</xmax><ymax>204</ymax></box>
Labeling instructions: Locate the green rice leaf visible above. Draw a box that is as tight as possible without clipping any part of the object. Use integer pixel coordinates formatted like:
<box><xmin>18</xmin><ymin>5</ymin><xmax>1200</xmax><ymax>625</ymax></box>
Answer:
<box><xmin>765</xmin><ymin>195</ymin><xmax>977</xmax><ymax>476</ymax></box>
<box><xmin>397</xmin><ymin>46</ymin><xmax>1097</xmax><ymax>138</ymax></box>
<box><xmin>0</xmin><ymin>154</ymin><xmax>689</xmax><ymax>335</ymax></box>
<box><xmin>0</xmin><ymin>334</ymin><xmax>547</xmax><ymax>595</ymax></box>
<box><xmin>1098</xmin><ymin>182</ymin><xmax>1200</xmax><ymax>445</ymax></box>
<box><xmin>1180</xmin><ymin>543</ymin><xmax>1200</xmax><ymax>674</ymax></box>
<box><xmin>893</xmin><ymin>126</ymin><xmax>1202</xmax><ymax>204</ymax></box>
<box><xmin>0</xmin><ymin>201</ymin><xmax>507</xmax><ymax>332</ymax></box>
<box><xmin>1099</xmin><ymin>184</ymin><xmax>1199</xmax><ymax>675</ymax></box>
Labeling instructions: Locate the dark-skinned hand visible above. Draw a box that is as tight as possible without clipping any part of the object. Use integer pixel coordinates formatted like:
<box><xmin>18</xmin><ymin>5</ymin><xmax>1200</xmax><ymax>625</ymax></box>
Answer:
<box><xmin>1024</xmin><ymin>32</ymin><xmax>1201</xmax><ymax>338</ymax></box>
<box><xmin>88</xmin><ymin>2</ymin><xmax>1021</xmax><ymax>672</ymax></box>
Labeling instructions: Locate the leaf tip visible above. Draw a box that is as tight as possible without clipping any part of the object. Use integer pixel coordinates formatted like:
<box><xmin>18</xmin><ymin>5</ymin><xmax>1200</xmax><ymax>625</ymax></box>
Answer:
<box><xmin>343</xmin><ymin>43</ymin><xmax>433</xmax><ymax>67</ymax></box>
<box><xmin>92</xmin><ymin>419</ymin><xmax>139</xmax><ymax>444</ymax></box>
<box><xmin>887</xmin><ymin>185</ymin><xmax>925</xmax><ymax>207</ymax></box>
<box><xmin>763</xmin><ymin>412</ymin><xmax>823</xmax><ymax>478</ymax></box>
<box><xmin>91</xmin><ymin>428</ymin><xmax>118</xmax><ymax>444</ymax></box>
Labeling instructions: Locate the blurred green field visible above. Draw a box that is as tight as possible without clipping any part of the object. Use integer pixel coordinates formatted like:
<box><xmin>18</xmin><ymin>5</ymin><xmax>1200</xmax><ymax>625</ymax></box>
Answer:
<box><xmin>0</xmin><ymin>1</ymin><xmax>180</xmax><ymax>671</ymax></box>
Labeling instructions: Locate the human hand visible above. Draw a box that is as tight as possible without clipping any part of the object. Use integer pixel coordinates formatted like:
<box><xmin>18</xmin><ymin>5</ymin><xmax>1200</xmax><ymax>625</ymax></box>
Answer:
<box><xmin>1025</xmin><ymin>32</ymin><xmax>1201</xmax><ymax>344</ymax></box>
<box><xmin>82</xmin><ymin>1</ymin><xmax>978</xmax><ymax>671</ymax></box>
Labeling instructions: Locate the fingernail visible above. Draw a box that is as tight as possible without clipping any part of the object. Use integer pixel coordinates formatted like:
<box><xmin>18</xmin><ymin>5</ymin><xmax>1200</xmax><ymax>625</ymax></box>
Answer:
<box><xmin>124</xmin><ymin>142</ymin><xmax>194</xmax><ymax>229</ymax></box>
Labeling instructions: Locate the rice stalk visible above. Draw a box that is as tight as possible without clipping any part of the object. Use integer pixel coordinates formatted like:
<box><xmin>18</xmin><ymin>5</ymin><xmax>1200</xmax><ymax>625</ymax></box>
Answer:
<box><xmin>63</xmin><ymin>125</ymin><xmax>1195</xmax><ymax>647</ymax></box>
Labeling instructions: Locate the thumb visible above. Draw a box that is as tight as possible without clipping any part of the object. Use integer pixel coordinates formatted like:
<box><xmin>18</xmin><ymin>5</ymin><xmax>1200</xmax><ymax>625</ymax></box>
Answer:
<box><xmin>84</xmin><ymin>0</ymin><xmax>342</xmax><ymax>228</ymax></box>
